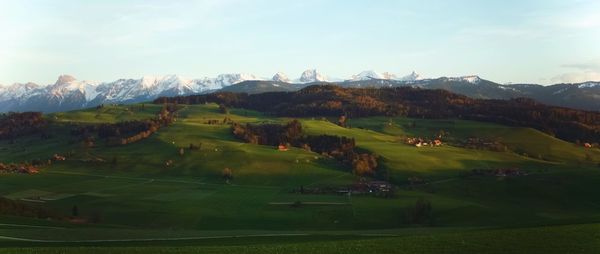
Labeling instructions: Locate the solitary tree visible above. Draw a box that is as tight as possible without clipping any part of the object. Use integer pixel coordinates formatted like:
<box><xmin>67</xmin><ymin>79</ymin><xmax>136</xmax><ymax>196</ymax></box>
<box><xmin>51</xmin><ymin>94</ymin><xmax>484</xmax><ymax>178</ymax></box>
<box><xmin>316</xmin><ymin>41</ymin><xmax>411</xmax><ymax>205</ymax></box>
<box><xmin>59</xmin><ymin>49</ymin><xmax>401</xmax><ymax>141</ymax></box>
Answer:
<box><xmin>72</xmin><ymin>205</ymin><xmax>79</xmax><ymax>217</ymax></box>
<box><xmin>189</xmin><ymin>143</ymin><xmax>201</xmax><ymax>150</ymax></box>
<box><xmin>409</xmin><ymin>197</ymin><xmax>433</xmax><ymax>225</ymax></box>
<box><xmin>111</xmin><ymin>156</ymin><xmax>118</xmax><ymax>168</ymax></box>
<box><xmin>338</xmin><ymin>115</ymin><xmax>347</xmax><ymax>127</ymax></box>
<box><xmin>219</xmin><ymin>104</ymin><xmax>229</xmax><ymax>114</ymax></box>
<box><xmin>222</xmin><ymin>167</ymin><xmax>233</xmax><ymax>183</ymax></box>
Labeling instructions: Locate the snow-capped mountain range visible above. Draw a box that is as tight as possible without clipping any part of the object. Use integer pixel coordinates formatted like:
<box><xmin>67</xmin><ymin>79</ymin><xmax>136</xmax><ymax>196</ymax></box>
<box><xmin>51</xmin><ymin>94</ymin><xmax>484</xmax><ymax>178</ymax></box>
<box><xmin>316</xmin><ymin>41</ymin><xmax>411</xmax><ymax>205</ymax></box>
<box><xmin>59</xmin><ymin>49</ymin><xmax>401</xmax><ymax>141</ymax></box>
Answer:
<box><xmin>0</xmin><ymin>70</ymin><xmax>419</xmax><ymax>112</ymax></box>
<box><xmin>1</xmin><ymin>69</ymin><xmax>599</xmax><ymax>113</ymax></box>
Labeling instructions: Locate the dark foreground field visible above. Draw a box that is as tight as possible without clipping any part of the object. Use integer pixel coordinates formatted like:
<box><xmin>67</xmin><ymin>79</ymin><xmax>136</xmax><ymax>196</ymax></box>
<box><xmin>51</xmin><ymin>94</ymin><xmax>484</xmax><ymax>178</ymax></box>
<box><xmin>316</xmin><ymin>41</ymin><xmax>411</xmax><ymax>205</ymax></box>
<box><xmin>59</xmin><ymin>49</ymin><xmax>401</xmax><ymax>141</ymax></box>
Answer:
<box><xmin>1</xmin><ymin>223</ymin><xmax>599</xmax><ymax>253</ymax></box>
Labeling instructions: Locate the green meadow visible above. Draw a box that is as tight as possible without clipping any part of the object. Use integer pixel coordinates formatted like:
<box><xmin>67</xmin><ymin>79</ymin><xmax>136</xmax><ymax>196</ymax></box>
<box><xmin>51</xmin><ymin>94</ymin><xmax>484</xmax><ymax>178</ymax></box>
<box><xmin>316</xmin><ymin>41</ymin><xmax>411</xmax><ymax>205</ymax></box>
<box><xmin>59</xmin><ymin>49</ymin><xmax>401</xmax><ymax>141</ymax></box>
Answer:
<box><xmin>1</xmin><ymin>103</ymin><xmax>599</xmax><ymax>253</ymax></box>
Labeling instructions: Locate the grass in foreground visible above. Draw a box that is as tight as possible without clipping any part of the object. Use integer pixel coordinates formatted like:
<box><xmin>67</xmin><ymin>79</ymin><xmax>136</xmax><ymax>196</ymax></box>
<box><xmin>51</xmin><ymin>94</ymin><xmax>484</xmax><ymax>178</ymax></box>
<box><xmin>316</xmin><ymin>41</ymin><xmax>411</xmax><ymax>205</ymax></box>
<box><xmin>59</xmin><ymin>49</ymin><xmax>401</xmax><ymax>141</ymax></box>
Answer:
<box><xmin>0</xmin><ymin>223</ymin><xmax>598</xmax><ymax>254</ymax></box>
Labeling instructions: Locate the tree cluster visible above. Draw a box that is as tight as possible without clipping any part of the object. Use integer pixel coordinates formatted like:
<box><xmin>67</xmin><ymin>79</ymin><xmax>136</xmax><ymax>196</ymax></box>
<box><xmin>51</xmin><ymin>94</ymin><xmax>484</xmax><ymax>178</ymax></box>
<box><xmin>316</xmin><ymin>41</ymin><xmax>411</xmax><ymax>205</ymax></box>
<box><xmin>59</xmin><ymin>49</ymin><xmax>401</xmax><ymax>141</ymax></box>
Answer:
<box><xmin>231</xmin><ymin>120</ymin><xmax>379</xmax><ymax>175</ymax></box>
<box><xmin>0</xmin><ymin>112</ymin><xmax>47</xmax><ymax>140</ymax></box>
<box><xmin>0</xmin><ymin>162</ymin><xmax>40</xmax><ymax>174</ymax></box>
<box><xmin>232</xmin><ymin>120</ymin><xmax>302</xmax><ymax>146</ymax></box>
<box><xmin>407</xmin><ymin>197</ymin><xmax>433</xmax><ymax>225</ymax></box>
<box><xmin>0</xmin><ymin>196</ymin><xmax>61</xmax><ymax>219</ymax></box>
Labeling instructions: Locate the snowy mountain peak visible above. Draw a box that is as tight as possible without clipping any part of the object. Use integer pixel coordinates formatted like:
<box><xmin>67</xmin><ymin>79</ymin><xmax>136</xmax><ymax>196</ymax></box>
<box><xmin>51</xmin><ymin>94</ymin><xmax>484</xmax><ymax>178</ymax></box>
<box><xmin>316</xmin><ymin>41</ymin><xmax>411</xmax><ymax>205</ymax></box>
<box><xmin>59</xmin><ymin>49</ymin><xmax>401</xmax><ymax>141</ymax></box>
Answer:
<box><xmin>140</xmin><ymin>76</ymin><xmax>159</xmax><ymax>88</ymax></box>
<box><xmin>578</xmin><ymin>81</ymin><xmax>600</xmax><ymax>88</ymax></box>
<box><xmin>352</xmin><ymin>70</ymin><xmax>379</xmax><ymax>80</ymax></box>
<box><xmin>349</xmin><ymin>71</ymin><xmax>422</xmax><ymax>81</ymax></box>
<box><xmin>0</xmin><ymin>82</ymin><xmax>40</xmax><ymax>101</ymax></box>
<box><xmin>380</xmin><ymin>72</ymin><xmax>398</xmax><ymax>80</ymax></box>
<box><xmin>399</xmin><ymin>71</ymin><xmax>422</xmax><ymax>81</ymax></box>
<box><xmin>350</xmin><ymin>70</ymin><xmax>397</xmax><ymax>81</ymax></box>
<box><xmin>444</xmin><ymin>75</ymin><xmax>482</xmax><ymax>84</ymax></box>
<box><xmin>55</xmin><ymin>74</ymin><xmax>77</xmax><ymax>85</ymax></box>
<box><xmin>299</xmin><ymin>69</ymin><xmax>328</xmax><ymax>83</ymax></box>
<box><xmin>48</xmin><ymin>75</ymin><xmax>101</xmax><ymax>102</ymax></box>
<box><xmin>272</xmin><ymin>72</ymin><xmax>290</xmax><ymax>82</ymax></box>
<box><xmin>460</xmin><ymin>75</ymin><xmax>481</xmax><ymax>84</ymax></box>
<box><xmin>215</xmin><ymin>73</ymin><xmax>259</xmax><ymax>86</ymax></box>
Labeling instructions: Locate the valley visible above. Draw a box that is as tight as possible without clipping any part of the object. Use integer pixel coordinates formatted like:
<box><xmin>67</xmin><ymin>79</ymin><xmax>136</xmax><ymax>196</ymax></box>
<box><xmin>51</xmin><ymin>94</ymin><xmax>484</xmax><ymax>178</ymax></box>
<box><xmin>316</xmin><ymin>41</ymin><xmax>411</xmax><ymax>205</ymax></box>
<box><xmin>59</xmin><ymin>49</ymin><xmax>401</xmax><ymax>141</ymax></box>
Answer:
<box><xmin>1</xmin><ymin>101</ymin><xmax>599</xmax><ymax>253</ymax></box>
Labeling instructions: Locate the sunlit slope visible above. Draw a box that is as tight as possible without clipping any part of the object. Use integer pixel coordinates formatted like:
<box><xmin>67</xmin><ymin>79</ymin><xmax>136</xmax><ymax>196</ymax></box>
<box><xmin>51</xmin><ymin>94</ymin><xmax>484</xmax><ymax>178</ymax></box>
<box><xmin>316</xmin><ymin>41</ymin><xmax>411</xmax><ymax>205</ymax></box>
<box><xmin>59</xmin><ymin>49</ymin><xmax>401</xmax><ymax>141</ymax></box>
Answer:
<box><xmin>347</xmin><ymin>116</ymin><xmax>600</xmax><ymax>165</ymax></box>
<box><xmin>300</xmin><ymin>119</ymin><xmax>579</xmax><ymax>181</ymax></box>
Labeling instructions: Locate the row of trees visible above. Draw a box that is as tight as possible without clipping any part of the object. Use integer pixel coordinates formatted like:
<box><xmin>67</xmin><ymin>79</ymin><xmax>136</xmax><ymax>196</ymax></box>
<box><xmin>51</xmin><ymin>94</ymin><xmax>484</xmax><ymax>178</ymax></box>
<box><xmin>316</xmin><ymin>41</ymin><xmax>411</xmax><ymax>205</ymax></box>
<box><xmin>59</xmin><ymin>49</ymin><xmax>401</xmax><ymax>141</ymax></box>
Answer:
<box><xmin>0</xmin><ymin>163</ymin><xmax>39</xmax><ymax>174</ymax></box>
<box><xmin>154</xmin><ymin>85</ymin><xmax>600</xmax><ymax>143</ymax></box>
<box><xmin>0</xmin><ymin>196</ymin><xmax>61</xmax><ymax>220</ymax></box>
<box><xmin>231</xmin><ymin>120</ymin><xmax>379</xmax><ymax>176</ymax></box>
<box><xmin>0</xmin><ymin>112</ymin><xmax>47</xmax><ymax>140</ymax></box>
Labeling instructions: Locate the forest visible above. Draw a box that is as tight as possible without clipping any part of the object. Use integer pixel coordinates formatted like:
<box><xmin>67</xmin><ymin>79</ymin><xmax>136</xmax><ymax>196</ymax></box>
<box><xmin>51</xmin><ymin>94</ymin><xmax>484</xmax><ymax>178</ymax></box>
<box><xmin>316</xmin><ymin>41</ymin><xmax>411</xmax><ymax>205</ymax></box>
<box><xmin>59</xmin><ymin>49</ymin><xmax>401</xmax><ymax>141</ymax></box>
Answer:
<box><xmin>155</xmin><ymin>85</ymin><xmax>600</xmax><ymax>143</ymax></box>
<box><xmin>0</xmin><ymin>112</ymin><xmax>47</xmax><ymax>140</ymax></box>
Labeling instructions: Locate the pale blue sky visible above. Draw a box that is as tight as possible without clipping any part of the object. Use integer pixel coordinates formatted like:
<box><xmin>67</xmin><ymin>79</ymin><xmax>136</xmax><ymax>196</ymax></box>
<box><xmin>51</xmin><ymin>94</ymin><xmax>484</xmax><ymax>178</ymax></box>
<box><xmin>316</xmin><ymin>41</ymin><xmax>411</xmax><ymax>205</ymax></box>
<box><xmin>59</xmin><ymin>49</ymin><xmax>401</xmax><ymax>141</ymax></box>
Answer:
<box><xmin>1</xmin><ymin>0</ymin><xmax>599</xmax><ymax>85</ymax></box>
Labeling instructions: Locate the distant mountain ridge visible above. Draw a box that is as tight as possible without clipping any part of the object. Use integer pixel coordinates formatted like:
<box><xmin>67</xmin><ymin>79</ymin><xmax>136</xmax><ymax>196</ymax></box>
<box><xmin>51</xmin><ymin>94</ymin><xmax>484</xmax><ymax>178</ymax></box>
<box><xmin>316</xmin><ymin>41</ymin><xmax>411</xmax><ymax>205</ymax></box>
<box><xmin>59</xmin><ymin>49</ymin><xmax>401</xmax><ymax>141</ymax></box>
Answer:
<box><xmin>1</xmin><ymin>70</ymin><xmax>599</xmax><ymax>112</ymax></box>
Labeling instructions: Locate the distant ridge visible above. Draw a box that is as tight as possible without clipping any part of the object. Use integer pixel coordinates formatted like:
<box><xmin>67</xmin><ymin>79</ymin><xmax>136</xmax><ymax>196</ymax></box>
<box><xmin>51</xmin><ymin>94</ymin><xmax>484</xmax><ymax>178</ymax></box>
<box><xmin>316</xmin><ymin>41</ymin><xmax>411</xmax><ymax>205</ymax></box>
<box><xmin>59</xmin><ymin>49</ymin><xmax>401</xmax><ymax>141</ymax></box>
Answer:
<box><xmin>1</xmin><ymin>69</ymin><xmax>599</xmax><ymax>112</ymax></box>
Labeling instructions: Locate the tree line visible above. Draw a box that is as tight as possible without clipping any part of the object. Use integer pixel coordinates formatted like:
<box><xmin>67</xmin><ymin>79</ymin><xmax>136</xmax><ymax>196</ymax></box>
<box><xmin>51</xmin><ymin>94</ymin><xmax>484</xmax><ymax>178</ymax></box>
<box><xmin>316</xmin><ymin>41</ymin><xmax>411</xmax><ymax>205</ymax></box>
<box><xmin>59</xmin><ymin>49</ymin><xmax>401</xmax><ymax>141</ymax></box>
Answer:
<box><xmin>154</xmin><ymin>85</ymin><xmax>600</xmax><ymax>143</ymax></box>
<box><xmin>0</xmin><ymin>112</ymin><xmax>47</xmax><ymax>140</ymax></box>
<box><xmin>0</xmin><ymin>196</ymin><xmax>62</xmax><ymax>220</ymax></box>
<box><xmin>231</xmin><ymin>120</ymin><xmax>379</xmax><ymax>176</ymax></box>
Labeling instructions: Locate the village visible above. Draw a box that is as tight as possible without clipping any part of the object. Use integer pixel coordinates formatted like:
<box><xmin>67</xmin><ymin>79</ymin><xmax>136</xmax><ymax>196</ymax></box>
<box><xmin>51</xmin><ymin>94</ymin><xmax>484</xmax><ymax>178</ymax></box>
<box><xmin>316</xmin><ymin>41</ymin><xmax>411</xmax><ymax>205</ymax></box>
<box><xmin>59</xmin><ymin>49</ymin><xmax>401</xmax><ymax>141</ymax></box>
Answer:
<box><xmin>467</xmin><ymin>167</ymin><xmax>528</xmax><ymax>177</ymax></box>
<box><xmin>292</xmin><ymin>179</ymin><xmax>395</xmax><ymax>198</ymax></box>
<box><xmin>0</xmin><ymin>153</ymin><xmax>66</xmax><ymax>175</ymax></box>
<box><xmin>404</xmin><ymin>137</ymin><xmax>443</xmax><ymax>147</ymax></box>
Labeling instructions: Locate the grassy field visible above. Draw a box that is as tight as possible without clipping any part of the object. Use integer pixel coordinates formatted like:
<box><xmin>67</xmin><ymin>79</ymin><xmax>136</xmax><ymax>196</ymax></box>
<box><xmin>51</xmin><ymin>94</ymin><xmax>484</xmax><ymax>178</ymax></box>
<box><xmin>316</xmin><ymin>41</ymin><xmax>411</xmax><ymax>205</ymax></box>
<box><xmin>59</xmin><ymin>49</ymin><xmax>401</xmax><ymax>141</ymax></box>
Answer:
<box><xmin>1</xmin><ymin>103</ymin><xmax>599</xmax><ymax>252</ymax></box>
<box><xmin>1</xmin><ymin>223</ymin><xmax>599</xmax><ymax>253</ymax></box>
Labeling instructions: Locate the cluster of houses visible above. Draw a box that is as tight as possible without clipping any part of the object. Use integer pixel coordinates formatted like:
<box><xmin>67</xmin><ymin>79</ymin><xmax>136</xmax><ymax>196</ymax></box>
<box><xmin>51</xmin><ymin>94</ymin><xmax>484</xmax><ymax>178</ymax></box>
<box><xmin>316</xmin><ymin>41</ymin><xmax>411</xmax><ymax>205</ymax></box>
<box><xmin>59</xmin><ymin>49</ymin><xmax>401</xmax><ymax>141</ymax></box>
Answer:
<box><xmin>407</xmin><ymin>176</ymin><xmax>427</xmax><ymax>185</ymax></box>
<box><xmin>405</xmin><ymin>137</ymin><xmax>443</xmax><ymax>147</ymax></box>
<box><xmin>349</xmin><ymin>181</ymin><xmax>394</xmax><ymax>195</ymax></box>
<box><xmin>0</xmin><ymin>153</ymin><xmax>71</xmax><ymax>175</ymax></box>
<box><xmin>583</xmin><ymin>143</ymin><xmax>596</xmax><ymax>148</ymax></box>
<box><xmin>294</xmin><ymin>180</ymin><xmax>395</xmax><ymax>197</ymax></box>
<box><xmin>469</xmin><ymin>168</ymin><xmax>527</xmax><ymax>177</ymax></box>
<box><xmin>52</xmin><ymin>154</ymin><xmax>66</xmax><ymax>161</ymax></box>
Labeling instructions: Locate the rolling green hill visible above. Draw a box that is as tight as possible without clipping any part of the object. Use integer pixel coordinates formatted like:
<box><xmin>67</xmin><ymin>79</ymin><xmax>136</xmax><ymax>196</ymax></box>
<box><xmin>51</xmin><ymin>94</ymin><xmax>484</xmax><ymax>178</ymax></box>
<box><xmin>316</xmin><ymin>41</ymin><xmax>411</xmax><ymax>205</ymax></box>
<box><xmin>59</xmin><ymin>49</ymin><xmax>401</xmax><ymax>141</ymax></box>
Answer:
<box><xmin>1</xmin><ymin>103</ymin><xmax>599</xmax><ymax>253</ymax></box>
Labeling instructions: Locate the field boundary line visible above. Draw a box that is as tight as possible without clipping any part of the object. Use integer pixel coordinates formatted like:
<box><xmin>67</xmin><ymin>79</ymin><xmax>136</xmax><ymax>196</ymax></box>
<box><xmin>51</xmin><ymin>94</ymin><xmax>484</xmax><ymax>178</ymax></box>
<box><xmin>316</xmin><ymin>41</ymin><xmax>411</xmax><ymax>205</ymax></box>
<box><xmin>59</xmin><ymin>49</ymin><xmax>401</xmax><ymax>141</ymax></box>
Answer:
<box><xmin>0</xmin><ymin>223</ymin><xmax>65</xmax><ymax>229</ymax></box>
<box><xmin>0</xmin><ymin>233</ymin><xmax>311</xmax><ymax>243</ymax></box>
<box><xmin>45</xmin><ymin>171</ymin><xmax>279</xmax><ymax>189</ymax></box>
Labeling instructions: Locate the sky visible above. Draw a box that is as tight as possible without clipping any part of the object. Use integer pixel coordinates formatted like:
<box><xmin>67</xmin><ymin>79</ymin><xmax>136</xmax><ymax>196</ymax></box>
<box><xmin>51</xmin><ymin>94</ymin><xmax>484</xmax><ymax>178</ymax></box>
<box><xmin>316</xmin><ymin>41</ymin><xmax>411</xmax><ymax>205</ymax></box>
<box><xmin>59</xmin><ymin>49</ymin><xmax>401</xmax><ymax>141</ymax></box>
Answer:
<box><xmin>0</xmin><ymin>0</ymin><xmax>599</xmax><ymax>85</ymax></box>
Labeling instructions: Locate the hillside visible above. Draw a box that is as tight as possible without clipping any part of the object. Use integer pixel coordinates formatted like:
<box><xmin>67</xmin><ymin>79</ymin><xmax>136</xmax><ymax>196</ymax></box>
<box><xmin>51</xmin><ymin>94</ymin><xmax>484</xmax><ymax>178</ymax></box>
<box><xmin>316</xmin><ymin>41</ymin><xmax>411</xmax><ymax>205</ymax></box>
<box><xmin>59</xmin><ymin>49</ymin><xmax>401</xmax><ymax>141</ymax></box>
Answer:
<box><xmin>1</xmin><ymin>102</ymin><xmax>599</xmax><ymax>253</ymax></box>
<box><xmin>156</xmin><ymin>85</ymin><xmax>600</xmax><ymax>143</ymax></box>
